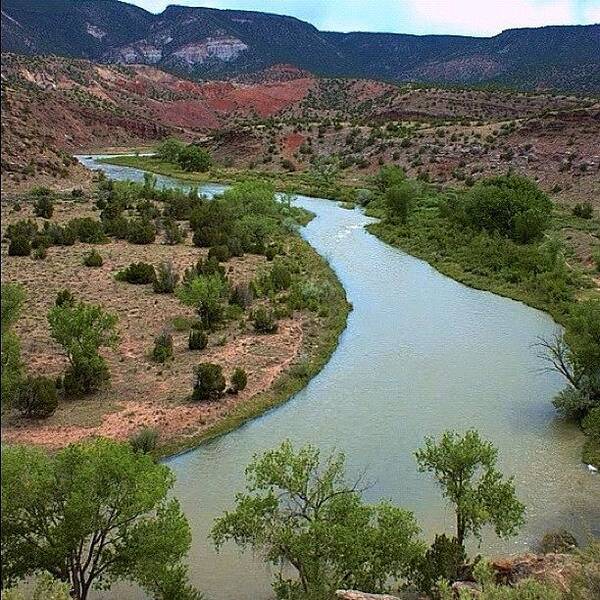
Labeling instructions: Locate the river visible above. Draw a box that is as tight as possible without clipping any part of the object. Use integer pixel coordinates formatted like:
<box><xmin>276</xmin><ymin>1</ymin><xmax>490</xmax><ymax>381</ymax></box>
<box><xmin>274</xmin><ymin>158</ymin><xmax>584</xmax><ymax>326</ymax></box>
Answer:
<box><xmin>79</xmin><ymin>156</ymin><xmax>598</xmax><ymax>600</ymax></box>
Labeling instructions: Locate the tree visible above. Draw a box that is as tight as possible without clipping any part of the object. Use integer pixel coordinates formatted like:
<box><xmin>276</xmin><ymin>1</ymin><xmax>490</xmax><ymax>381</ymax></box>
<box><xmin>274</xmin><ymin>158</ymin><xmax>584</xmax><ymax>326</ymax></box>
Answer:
<box><xmin>1</xmin><ymin>439</ymin><xmax>198</xmax><ymax>600</ymax></box>
<box><xmin>192</xmin><ymin>363</ymin><xmax>226</xmax><ymax>401</ymax></box>
<box><xmin>415</xmin><ymin>430</ymin><xmax>524</xmax><ymax>552</ymax></box>
<box><xmin>212</xmin><ymin>441</ymin><xmax>424</xmax><ymax>599</ymax></box>
<box><xmin>375</xmin><ymin>164</ymin><xmax>406</xmax><ymax>191</ymax></box>
<box><xmin>156</xmin><ymin>137</ymin><xmax>185</xmax><ymax>163</ymax></box>
<box><xmin>460</xmin><ymin>174</ymin><xmax>552</xmax><ymax>243</ymax></box>
<box><xmin>384</xmin><ymin>182</ymin><xmax>415</xmax><ymax>224</ymax></box>
<box><xmin>1</xmin><ymin>283</ymin><xmax>26</xmax><ymax>407</ymax></box>
<box><xmin>48</xmin><ymin>300</ymin><xmax>119</xmax><ymax>395</ymax></box>
<box><xmin>538</xmin><ymin>301</ymin><xmax>600</xmax><ymax>421</ymax></box>
<box><xmin>177</xmin><ymin>145</ymin><xmax>212</xmax><ymax>172</ymax></box>
<box><xmin>177</xmin><ymin>274</ymin><xmax>228</xmax><ymax>330</ymax></box>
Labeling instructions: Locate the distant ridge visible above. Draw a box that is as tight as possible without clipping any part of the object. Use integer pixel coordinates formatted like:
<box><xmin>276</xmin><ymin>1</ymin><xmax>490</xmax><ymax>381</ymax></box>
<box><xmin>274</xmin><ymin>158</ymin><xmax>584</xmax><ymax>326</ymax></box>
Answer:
<box><xmin>2</xmin><ymin>0</ymin><xmax>599</xmax><ymax>91</ymax></box>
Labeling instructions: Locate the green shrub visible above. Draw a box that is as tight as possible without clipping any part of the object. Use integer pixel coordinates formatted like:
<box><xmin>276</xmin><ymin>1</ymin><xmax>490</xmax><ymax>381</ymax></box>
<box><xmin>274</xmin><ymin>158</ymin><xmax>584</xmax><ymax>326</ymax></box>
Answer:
<box><xmin>177</xmin><ymin>145</ymin><xmax>212</xmax><ymax>172</ymax></box>
<box><xmin>126</xmin><ymin>218</ymin><xmax>156</xmax><ymax>244</ymax></box>
<box><xmin>153</xmin><ymin>262</ymin><xmax>179</xmax><ymax>294</ymax></box>
<box><xmin>129</xmin><ymin>427</ymin><xmax>159</xmax><ymax>454</ymax></box>
<box><xmin>538</xmin><ymin>529</ymin><xmax>578</xmax><ymax>554</ymax></box>
<box><xmin>62</xmin><ymin>359</ymin><xmax>109</xmax><ymax>398</ymax></box>
<box><xmin>157</xmin><ymin>137</ymin><xmax>184</xmax><ymax>162</ymax></box>
<box><xmin>416</xmin><ymin>534</ymin><xmax>466</xmax><ymax>595</ymax></box>
<box><xmin>459</xmin><ymin>174</ymin><xmax>552</xmax><ymax>243</ymax></box>
<box><xmin>55</xmin><ymin>289</ymin><xmax>75</xmax><ymax>306</ymax></box>
<box><xmin>5</xmin><ymin>218</ymin><xmax>37</xmax><ymax>242</ymax></box>
<box><xmin>152</xmin><ymin>332</ymin><xmax>174</xmax><ymax>363</ymax></box>
<box><xmin>252</xmin><ymin>306</ymin><xmax>278</xmax><ymax>333</ymax></box>
<box><xmin>116</xmin><ymin>262</ymin><xmax>156</xmax><ymax>284</ymax></box>
<box><xmin>32</xmin><ymin>246</ymin><xmax>48</xmax><ymax>260</ymax></box>
<box><xmin>188</xmin><ymin>329</ymin><xmax>208</xmax><ymax>350</ymax></box>
<box><xmin>33</xmin><ymin>194</ymin><xmax>54</xmax><ymax>219</ymax></box>
<box><xmin>269</xmin><ymin>260</ymin><xmax>292</xmax><ymax>291</ymax></box>
<box><xmin>68</xmin><ymin>217</ymin><xmax>106</xmax><ymax>243</ymax></box>
<box><xmin>15</xmin><ymin>375</ymin><xmax>59</xmax><ymax>418</ymax></box>
<box><xmin>573</xmin><ymin>202</ymin><xmax>593</xmax><ymax>219</ymax></box>
<box><xmin>192</xmin><ymin>363</ymin><xmax>225</xmax><ymax>401</ymax></box>
<box><xmin>163</xmin><ymin>218</ymin><xmax>184</xmax><ymax>245</ymax></box>
<box><xmin>230</xmin><ymin>283</ymin><xmax>254</xmax><ymax>309</ymax></box>
<box><xmin>103</xmin><ymin>215</ymin><xmax>130</xmax><ymax>239</ymax></box>
<box><xmin>83</xmin><ymin>249</ymin><xmax>103</xmax><ymax>267</ymax></box>
<box><xmin>385</xmin><ymin>182</ymin><xmax>415</xmax><ymax>224</ymax></box>
<box><xmin>177</xmin><ymin>274</ymin><xmax>228</xmax><ymax>330</ymax></box>
<box><xmin>43</xmin><ymin>222</ymin><xmax>76</xmax><ymax>246</ymax></box>
<box><xmin>8</xmin><ymin>236</ymin><xmax>31</xmax><ymax>256</ymax></box>
<box><xmin>229</xmin><ymin>367</ymin><xmax>247</xmax><ymax>393</ymax></box>
<box><xmin>208</xmin><ymin>244</ymin><xmax>231</xmax><ymax>262</ymax></box>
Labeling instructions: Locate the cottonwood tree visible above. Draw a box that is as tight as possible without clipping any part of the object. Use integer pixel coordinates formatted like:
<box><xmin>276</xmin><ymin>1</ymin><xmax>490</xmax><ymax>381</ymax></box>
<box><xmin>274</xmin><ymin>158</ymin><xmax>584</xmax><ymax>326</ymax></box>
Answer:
<box><xmin>48</xmin><ymin>299</ymin><xmax>119</xmax><ymax>395</ymax></box>
<box><xmin>1</xmin><ymin>282</ymin><xmax>26</xmax><ymax>407</ymax></box>
<box><xmin>211</xmin><ymin>440</ymin><xmax>424</xmax><ymax>599</ymax></box>
<box><xmin>415</xmin><ymin>429</ymin><xmax>524</xmax><ymax>552</ymax></box>
<box><xmin>1</xmin><ymin>439</ymin><xmax>200</xmax><ymax>600</ymax></box>
<box><xmin>538</xmin><ymin>301</ymin><xmax>600</xmax><ymax>420</ymax></box>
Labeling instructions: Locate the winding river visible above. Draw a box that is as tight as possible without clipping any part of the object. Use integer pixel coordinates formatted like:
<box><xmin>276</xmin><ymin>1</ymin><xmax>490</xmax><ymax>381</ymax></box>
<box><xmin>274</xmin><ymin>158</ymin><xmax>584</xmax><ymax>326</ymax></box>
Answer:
<box><xmin>79</xmin><ymin>157</ymin><xmax>598</xmax><ymax>600</ymax></box>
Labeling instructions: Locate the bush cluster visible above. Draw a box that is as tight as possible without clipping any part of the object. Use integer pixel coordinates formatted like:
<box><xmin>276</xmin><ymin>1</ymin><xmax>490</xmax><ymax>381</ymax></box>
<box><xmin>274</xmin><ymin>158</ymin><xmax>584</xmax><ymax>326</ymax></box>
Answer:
<box><xmin>116</xmin><ymin>262</ymin><xmax>156</xmax><ymax>284</ymax></box>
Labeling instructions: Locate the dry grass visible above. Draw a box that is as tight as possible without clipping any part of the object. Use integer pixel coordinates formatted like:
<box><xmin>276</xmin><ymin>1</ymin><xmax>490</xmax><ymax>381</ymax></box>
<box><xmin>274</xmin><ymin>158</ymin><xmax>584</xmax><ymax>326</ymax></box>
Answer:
<box><xmin>1</xmin><ymin>197</ymin><xmax>310</xmax><ymax>449</ymax></box>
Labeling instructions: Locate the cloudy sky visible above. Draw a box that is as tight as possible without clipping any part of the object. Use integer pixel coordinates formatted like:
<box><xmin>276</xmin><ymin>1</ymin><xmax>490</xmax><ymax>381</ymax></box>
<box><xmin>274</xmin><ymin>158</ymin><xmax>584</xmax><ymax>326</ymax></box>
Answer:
<box><xmin>122</xmin><ymin>0</ymin><xmax>600</xmax><ymax>36</ymax></box>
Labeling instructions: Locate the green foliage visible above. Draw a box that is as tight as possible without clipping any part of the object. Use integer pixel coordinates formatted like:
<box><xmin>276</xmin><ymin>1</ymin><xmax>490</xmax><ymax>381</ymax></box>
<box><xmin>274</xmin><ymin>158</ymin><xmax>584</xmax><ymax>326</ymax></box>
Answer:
<box><xmin>7</xmin><ymin>236</ymin><xmax>31</xmax><ymax>256</ymax></box>
<box><xmin>177</xmin><ymin>274</ymin><xmax>228</xmax><ymax>330</ymax></box>
<box><xmin>126</xmin><ymin>218</ymin><xmax>156</xmax><ymax>244</ymax></box>
<box><xmin>116</xmin><ymin>262</ymin><xmax>156</xmax><ymax>284</ymax></box>
<box><xmin>442</xmin><ymin>560</ymin><xmax>562</xmax><ymax>600</ymax></box>
<box><xmin>230</xmin><ymin>283</ymin><xmax>254</xmax><ymax>310</ymax></box>
<box><xmin>32</xmin><ymin>246</ymin><xmax>48</xmax><ymax>260</ymax></box>
<box><xmin>14</xmin><ymin>375</ymin><xmax>58</xmax><ymax>418</ymax></box>
<box><xmin>48</xmin><ymin>300</ymin><xmax>119</xmax><ymax>396</ymax></box>
<box><xmin>1</xmin><ymin>439</ymin><xmax>193</xmax><ymax>600</ymax></box>
<box><xmin>82</xmin><ymin>249</ymin><xmax>103</xmax><ymax>267</ymax></box>
<box><xmin>157</xmin><ymin>137</ymin><xmax>185</xmax><ymax>163</ymax></box>
<box><xmin>415</xmin><ymin>429</ymin><xmax>525</xmax><ymax>550</ymax></box>
<box><xmin>177</xmin><ymin>145</ymin><xmax>212</xmax><ymax>172</ymax></box>
<box><xmin>153</xmin><ymin>331</ymin><xmax>174</xmax><ymax>363</ymax></box>
<box><xmin>572</xmin><ymin>202</ymin><xmax>593</xmax><ymax>219</ymax></box>
<box><xmin>68</xmin><ymin>217</ymin><xmax>106</xmax><ymax>243</ymax></box>
<box><xmin>192</xmin><ymin>363</ymin><xmax>226</xmax><ymax>401</ymax></box>
<box><xmin>153</xmin><ymin>261</ymin><xmax>179</xmax><ymax>294</ymax></box>
<box><xmin>1</xmin><ymin>572</ymin><xmax>71</xmax><ymax>600</ymax></box>
<box><xmin>211</xmin><ymin>441</ymin><xmax>424</xmax><ymax>599</ymax></box>
<box><xmin>208</xmin><ymin>244</ymin><xmax>231</xmax><ymax>262</ymax></box>
<box><xmin>33</xmin><ymin>192</ymin><xmax>54</xmax><ymax>219</ymax></box>
<box><xmin>538</xmin><ymin>529</ymin><xmax>578</xmax><ymax>554</ymax></box>
<box><xmin>188</xmin><ymin>329</ymin><xmax>208</xmax><ymax>351</ymax></box>
<box><xmin>416</xmin><ymin>534</ymin><xmax>466</xmax><ymax>595</ymax></box>
<box><xmin>229</xmin><ymin>367</ymin><xmax>247</xmax><ymax>393</ymax></box>
<box><xmin>162</xmin><ymin>217</ymin><xmax>184</xmax><ymax>245</ymax></box>
<box><xmin>384</xmin><ymin>181</ymin><xmax>415</xmax><ymax>224</ymax></box>
<box><xmin>130</xmin><ymin>427</ymin><xmax>159</xmax><ymax>454</ymax></box>
<box><xmin>1</xmin><ymin>283</ymin><xmax>26</xmax><ymax>407</ymax></box>
<box><xmin>542</xmin><ymin>301</ymin><xmax>600</xmax><ymax>424</ymax></box>
<box><xmin>375</xmin><ymin>164</ymin><xmax>406</xmax><ymax>191</ymax></box>
<box><xmin>458</xmin><ymin>175</ymin><xmax>552</xmax><ymax>243</ymax></box>
<box><xmin>252</xmin><ymin>306</ymin><xmax>278</xmax><ymax>333</ymax></box>
<box><xmin>55</xmin><ymin>288</ymin><xmax>75</xmax><ymax>306</ymax></box>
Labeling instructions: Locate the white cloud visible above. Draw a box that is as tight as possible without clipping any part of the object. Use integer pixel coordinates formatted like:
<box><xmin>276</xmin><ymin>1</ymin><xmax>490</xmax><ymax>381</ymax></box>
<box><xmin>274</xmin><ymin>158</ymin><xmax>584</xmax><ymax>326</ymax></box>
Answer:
<box><xmin>408</xmin><ymin>0</ymin><xmax>577</xmax><ymax>36</ymax></box>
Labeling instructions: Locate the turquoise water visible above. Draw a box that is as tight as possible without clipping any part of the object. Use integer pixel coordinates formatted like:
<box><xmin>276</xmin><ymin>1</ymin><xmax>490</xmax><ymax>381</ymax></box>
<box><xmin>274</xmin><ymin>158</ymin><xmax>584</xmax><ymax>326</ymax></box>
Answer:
<box><xmin>80</xmin><ymin>157</ymin><xmax>598</xmax><ymax>600</ymax></box>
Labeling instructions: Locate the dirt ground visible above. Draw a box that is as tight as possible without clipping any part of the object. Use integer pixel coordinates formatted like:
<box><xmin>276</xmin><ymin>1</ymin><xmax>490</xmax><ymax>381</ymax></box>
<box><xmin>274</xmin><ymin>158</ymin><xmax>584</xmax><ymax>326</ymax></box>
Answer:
<box><xmin>1</xmin><ymin>198</ymin><xmax>306</xmax><ymax>449</ymax></box>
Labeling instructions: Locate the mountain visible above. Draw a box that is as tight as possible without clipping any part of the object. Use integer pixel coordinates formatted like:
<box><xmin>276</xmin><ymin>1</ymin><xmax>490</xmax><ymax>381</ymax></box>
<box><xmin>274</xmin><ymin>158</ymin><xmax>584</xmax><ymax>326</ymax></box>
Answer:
<box><xmin>2</xmin><ymin>0</ymin><xmax>599</xmax><ymax>92</ymax></box>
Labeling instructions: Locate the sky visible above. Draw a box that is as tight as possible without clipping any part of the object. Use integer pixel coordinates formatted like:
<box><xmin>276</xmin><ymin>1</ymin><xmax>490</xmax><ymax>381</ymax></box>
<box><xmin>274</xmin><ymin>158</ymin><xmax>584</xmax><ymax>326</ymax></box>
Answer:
<box><xmin>122</xmin><ymin>0</ymin><xmax>600</xmax><ymax>36</ymax></box>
